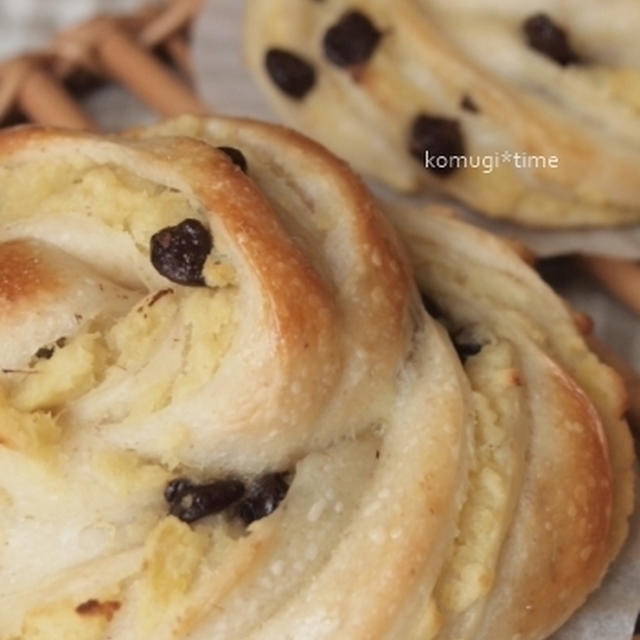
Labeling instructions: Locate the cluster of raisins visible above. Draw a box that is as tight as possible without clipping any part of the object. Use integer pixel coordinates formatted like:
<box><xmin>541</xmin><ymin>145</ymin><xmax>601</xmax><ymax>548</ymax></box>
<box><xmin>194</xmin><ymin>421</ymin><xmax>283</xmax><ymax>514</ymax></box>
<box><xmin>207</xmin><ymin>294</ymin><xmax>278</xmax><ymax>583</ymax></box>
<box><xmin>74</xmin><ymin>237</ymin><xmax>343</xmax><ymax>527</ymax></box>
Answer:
<box><xmin>164</xmin><ymin>473</ymin><xmax>291</xmax><ymax>526</ymax></box>
<box><xmin>262</xmin><ymin>7</ymin><xmax>585</xmax><ymax>180</ymax></box>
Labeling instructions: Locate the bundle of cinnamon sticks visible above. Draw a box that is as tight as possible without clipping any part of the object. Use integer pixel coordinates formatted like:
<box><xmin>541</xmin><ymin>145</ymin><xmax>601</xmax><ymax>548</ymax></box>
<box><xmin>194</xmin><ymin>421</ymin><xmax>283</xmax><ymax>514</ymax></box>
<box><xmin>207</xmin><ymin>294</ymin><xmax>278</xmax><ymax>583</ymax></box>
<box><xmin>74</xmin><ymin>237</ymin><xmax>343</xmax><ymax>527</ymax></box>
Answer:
<box><xmin>0</xmin><ymin>0</ymin><xmax>206</xmax><ymax>129</ymax></box>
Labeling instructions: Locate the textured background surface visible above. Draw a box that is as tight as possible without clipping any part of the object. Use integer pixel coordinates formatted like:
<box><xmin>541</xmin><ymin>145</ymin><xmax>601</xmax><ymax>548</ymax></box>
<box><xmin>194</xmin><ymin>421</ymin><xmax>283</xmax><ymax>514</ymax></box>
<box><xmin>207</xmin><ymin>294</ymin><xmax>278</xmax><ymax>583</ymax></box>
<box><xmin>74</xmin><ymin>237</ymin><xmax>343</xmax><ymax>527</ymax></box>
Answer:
<box><xmin>0</xmin><ymin>0</ymin><xmax>158</xmax><ymax>130</ymax></box>
<box><xmin>0</xmin><ymin>0</ymin><xmax>146</xmax><ymax>58</ymax></box>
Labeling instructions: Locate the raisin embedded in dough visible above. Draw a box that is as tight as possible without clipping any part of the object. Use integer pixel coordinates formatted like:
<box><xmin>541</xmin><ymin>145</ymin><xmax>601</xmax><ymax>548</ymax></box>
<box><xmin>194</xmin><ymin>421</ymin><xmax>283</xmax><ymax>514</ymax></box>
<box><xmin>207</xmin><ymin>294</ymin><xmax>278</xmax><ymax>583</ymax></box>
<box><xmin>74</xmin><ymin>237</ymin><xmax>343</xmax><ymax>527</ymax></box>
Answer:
<box><xmin>323</xmin><ymin>11</ymin><xmax>382</xmax><ymax>67</ymax></box>
<box><xmin>236</xmin><ymin>473</ymin><xmax>290</xmax><ymax>525</ymax></box>
<box><xmin>451</xmin><ymin>337</ymin><xmax>483</xmax><ymax>363</ymax></box>
<box><xmin>409</xmin><ymin>115</ymin><xmax>465</xmax><ymax>176</ymax></box>
<box><xmin>164</xmin><ymin>478</ymin><xmax>245</xmax><ymax>523</ymax></box>
<box><xmin>420</xmin><ymin>293</ymin><xmax>445</xmax><ymax>319</ymax></box>
<box><xmin>150</xmin><ymin>218</ymin><xmax>213</xmax><ymax>286</ymax></box>
<box><xmin>523</xmin><ymin>13</ymin><xmax>581</xmax><ymax>66</ymax></box>
<box><xmin>218</xmin><ymin>146</ymin><xmax>248</xmax><ymax>173</ymax></box>
<box><xmin>265</xmin><ymin>48</ymin><xmax>317</xmax><ymax>99</ymax></box>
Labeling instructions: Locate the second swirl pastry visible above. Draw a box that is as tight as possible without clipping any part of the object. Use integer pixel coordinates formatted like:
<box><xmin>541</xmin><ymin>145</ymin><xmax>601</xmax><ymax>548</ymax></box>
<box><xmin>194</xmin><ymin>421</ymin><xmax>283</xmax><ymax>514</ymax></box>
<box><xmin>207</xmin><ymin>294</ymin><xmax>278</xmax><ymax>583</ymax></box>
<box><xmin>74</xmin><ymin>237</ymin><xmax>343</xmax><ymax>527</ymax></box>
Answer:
<box><xmin>0</xmin><ymin>115</ymin><xmax>634</xmax><ymax>640</ymax></box>
<box><xmin>245</xmin><ymin>0</ymin><xmax>640</xmax><ymax>227</ymax></box>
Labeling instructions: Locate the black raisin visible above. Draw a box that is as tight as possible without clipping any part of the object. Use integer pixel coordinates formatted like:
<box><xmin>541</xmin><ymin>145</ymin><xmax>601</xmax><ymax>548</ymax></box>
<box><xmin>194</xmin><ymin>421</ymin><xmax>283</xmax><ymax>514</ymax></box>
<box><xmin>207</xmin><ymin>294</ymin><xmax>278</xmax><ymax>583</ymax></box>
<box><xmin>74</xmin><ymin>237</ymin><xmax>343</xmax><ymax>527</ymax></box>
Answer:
<box><xmin>323</xmin><ymin>11</ymin><xmax>382</xmax><ymax>67</ymax></box>
<box><xmin>265</xmin><ymin>49</ymin><xmax>316</xmax><ymax>99</ymax></box>
<box><xmin>164</xmin><ymin>477</ymin><xmax>191</xmax><ymax>504</ymax></box>
<box><xmin>452</xmin><ymin>340</ymin><xmax>483</xmax><ymax>363</ymax></box>
<box><xmin>217</xmin><ymin>146</ymin><xmax>248</xmax><ymax>173</ymax></box>
<box><xmin>150</xmin><ymin>219</ymin><xmax>212</xmax><ymax>286</ymax></box>
<box><xmin>165</xmin><ymin>478</ymin><xmax>245</xmax><ymax>523</ymax></box>
<box><xmin>450</xmin><ymin>328</ymin><xmax>485</xmax><ymax>363</ymax></box>
<box><xmin>236</xmin><ymin>473</ymin><xmax>290</xmax><ymax>525</ymax></box>
<box><xmin>420</xmin><ymin>293</ymin><xmax>445</xmax><ymax>319</ymax></box>
<box><xmin>410</xmin><ymin>115</ymin><xmax>465</xmax><ymax>176</ymax></box>
<box><xmin>460</xmin><ymin>95</ymin><xmax>479</xmax><ymax>113</ymax></box>
<box><xmin>523</xmin><ymin>14</ymin><xmax>581</xmax><ymax>66</ymax></box>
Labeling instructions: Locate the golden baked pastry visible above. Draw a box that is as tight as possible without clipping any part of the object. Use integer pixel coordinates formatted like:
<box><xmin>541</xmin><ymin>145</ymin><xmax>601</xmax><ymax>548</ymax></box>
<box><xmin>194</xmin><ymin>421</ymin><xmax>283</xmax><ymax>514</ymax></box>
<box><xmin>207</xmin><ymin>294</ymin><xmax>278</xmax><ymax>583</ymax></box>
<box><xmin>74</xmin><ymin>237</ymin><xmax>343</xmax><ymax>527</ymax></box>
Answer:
<box><xmin>245</xmin><ymin>0</ymin><xmax>640</xmax><ymax>227</ymax></box>
<box><xmin>0</xmin><ymin>116</ymin><xmax>634</xmax><ymax>640</ymax></box>
<box><xmin>388</xmin><ymin>203</ymin><xmax>636</xmax><ymax>639</ymax></box>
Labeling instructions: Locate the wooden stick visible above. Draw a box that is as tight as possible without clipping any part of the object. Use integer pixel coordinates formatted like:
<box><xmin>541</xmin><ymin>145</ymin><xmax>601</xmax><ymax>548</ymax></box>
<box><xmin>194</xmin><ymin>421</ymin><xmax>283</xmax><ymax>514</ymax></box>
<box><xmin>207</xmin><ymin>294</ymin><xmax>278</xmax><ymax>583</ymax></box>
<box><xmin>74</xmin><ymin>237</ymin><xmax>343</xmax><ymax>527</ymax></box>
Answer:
<box><xmin>97</xmin><ymin>23</ymin><xmax>208</xmax><ymax>117</ymax></box>
<box><xmin>140</xmin><ymin>0</ymin><xmax>204</xmax><ymax>47</ymax></box>
<box><xmin>0</xmin><ymin>59</ymin><xmax>28</xmax><ymax>121</ymax></box>
<box><xmin>578</xmin><ymin>255</ymin><xmax>640</xmax><ymax>317</ymax></box>
<box><xmin>19</xmin><ymin>65</ymin><xmax>96</xmax><ymax>130</ymax></box>
<box><xmin>165</xmin><ymin>34</ymin><xmax>193</xmax><ymax>78</ymax></box>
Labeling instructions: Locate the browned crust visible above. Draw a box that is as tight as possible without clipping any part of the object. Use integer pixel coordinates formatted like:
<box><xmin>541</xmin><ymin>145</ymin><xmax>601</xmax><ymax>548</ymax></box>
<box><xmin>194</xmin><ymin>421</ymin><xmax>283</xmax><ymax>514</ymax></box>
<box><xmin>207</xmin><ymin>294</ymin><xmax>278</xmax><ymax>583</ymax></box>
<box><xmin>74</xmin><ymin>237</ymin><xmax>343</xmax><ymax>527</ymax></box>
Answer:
<box><xmin>218</xmin><ymin>115</ymin><xmax>413</xmax><ymax>330</ymax></box>
<box><xmin>0</xmin><ymin>240</ymin><xmax>62</xmax><ymax>305</ymax></box>
<box><xmin>482</xmin><ymin>356</ymin><xmax>613</xmax><ymax>640</ymax></box>
<box><xmin>0</xmin><ymin>124</ymin><xmax>344</xmax><ymax>365</ymax></box>
<box><xmin>136</xmin><ymin>115</ymin><xmax>414</xmax><ymax>334</ymax></box>
<box><xmin>389</xmin><ymin>204</ymin><xmax>634</xmax><ymax>640</ymax></box>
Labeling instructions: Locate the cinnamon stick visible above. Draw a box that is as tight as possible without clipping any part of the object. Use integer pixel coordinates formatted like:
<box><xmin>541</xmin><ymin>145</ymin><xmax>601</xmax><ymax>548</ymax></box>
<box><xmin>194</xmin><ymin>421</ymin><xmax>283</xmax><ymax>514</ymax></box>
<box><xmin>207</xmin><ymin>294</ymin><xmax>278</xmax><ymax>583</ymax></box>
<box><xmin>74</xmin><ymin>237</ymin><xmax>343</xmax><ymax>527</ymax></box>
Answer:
<box><xmin>19</xmin><ymin>65</ymin><xmax>96</xmax><ymax>130</ymax></box>
<box><xmin>578</xmin><ymin>255</ymin><xmax>640</xmax><ymax>317</ymax></box>
<box><xmin>140</xmin><ymin>0</ymin><xmax>204</xmax><ymax>47</ymax></box>
<box><xmin>165</xmin><ymin>34</ymin><xmax>193</xmax><ymax>78</ymax></box>
<box><xmin>97</xmin><ymin>23</ymin><xmax>208</xmax><ymax>117</ymax></box>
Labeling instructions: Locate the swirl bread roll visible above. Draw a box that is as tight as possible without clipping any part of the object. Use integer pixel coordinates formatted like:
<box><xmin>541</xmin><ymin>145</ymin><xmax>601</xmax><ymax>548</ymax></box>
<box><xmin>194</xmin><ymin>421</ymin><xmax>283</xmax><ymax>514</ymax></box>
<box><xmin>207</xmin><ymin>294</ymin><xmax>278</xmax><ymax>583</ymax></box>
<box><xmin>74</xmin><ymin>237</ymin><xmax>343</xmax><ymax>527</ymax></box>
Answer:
<box><xmin>388</xmin><ymin>203</ymin><xmax>636</xmax><ymax>640</ymax></box>
<box><xmin>0</xmin><ymin>115</ymin><xmax>634</xmax><ymax>640</ymax></box>
<box><xmin>0</xmin><ymin>120</ymin><xmax>472</xmax><ymax>639</ymax></box>
<box><xmin>245</xmin><ymin>0</ymin><xmax>640</xmax><ymax>227</ymax></box>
